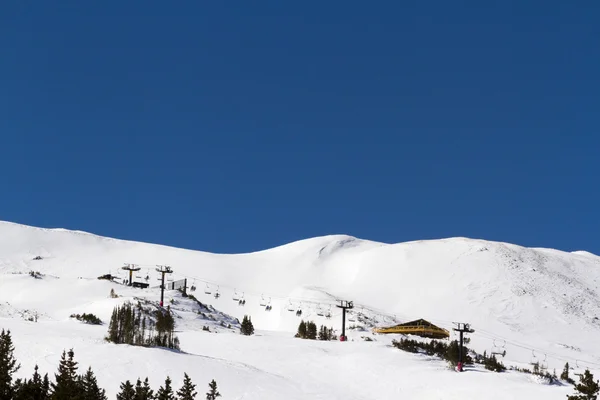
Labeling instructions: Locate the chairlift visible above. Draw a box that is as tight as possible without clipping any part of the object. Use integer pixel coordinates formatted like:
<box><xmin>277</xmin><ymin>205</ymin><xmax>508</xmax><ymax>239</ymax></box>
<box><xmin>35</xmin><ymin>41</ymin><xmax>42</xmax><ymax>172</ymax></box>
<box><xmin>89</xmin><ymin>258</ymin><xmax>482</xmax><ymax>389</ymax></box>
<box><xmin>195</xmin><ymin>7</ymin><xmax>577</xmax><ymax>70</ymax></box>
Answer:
<box><xmin>166</xmin><ymin>275</ymin><xmax>174</xmax><ymax>282</ymax></box>
<box><xmin>316</xmin><ymin>305</ymin><xmax>324</xmax><ymax>317</ymax></box>
<box><xmin>530</xmin><ymin>350</ymin><xmax>538</xmax><ymax>365</ymax></box>
<box><xmin>287</xmin><ymin>301</ymin><xmax>296</xmax><ymax>312</ymax></box>
<box><xmin>214</xmin><ymin>286</ymin><xmax>220</xmax><ymax>299</ymax></box>
<box><xmin>260</xmin><ymin>295</ymin><xmax>267</xmax><ymax>307</ymax></box>
<box><xmin>232</xmin><ymin>289</ymin><xmax>240</xmax><ymax>302</ymax></box>
<box><xmin>326</xmin><ymin>305</ymin><xmax>332</xmax><ymax>319</ymax></box>
<box><xmin>348</xmin><ymin>312</ymin><xmax>356</xmax><ymax>322</ymax></box>
<box><xmin>264</xmin><ymin>298</ymin><xmax>272</xmax><ymax>311</ymax></box>
<box><xmin>541</xmin><ymin>354</ymin><xmax>548</xmax><ymax>370</ymax></box>
<box><xmin>491</xmin><ymin>339</ymin><xmax>506</xmax><ymax>357</ymax></box>
<box><xmin>204</xmin><ymin>283</ymin><xmax>211</xmax><ymax>295</ymax></box>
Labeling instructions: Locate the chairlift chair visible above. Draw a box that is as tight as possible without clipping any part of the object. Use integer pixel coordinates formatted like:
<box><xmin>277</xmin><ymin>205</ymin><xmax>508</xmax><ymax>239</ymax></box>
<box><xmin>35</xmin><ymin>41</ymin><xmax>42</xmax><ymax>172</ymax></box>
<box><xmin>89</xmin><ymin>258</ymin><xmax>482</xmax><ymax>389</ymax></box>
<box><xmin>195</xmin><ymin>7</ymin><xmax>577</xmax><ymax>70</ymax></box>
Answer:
<box><xmin>541</xmin><ymin>354</ymin><xmax>548</xmax><ymax>370</ymax></box>
<box><xmin>204</xmin><ymin>283</ymin><xmax>211</xmax><ymax>295</ymax></box>
<box><xmin>287</xmin><ymin>301</ymin><xmax>295</xmax><ymax>312</ymax></box>
<box><xmin>232</xmin><ymin>289</ymin><xmax>240</xmax><ymax>302</ymax></box>
<box><xmin>260</xmin><ymin>295</ymin><xmax>267</xmax><ymax>307</ymax></box>
<box><xmin>348</xmin><ymin>312</ymin><xmax>356</xmax><ymax>322</ymax></box>
<box><xmin>530</xmin><ymin>350</ymin><xmax>538</xmax><ymax>365</ymax></box>
<box><xmin>316</xmin><ymin>305</ymin><xmax>324</xmax><ymax>317</ymax></box>
<box><xmin>214</xmin><ymin>286</ymin><xmax>220</xmax><ymax>299</ymax></box>
<box><xmin>491</xmin><ymin>339</ymin><xmax>506</xmax><ymax>357</ymax></box>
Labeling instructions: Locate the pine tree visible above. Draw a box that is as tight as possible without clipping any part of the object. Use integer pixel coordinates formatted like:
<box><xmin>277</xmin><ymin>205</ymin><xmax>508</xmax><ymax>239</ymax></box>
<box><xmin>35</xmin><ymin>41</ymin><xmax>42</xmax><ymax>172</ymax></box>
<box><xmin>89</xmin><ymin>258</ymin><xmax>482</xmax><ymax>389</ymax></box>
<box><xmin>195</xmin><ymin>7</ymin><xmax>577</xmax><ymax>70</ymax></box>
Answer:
<box><xmin>134</xmin><ymin>377</ymin><xmax>154</xmax><ymax>400</ymax></box>
<box><xmin>563</xmin><ymin>362</ymin><xmax>576</xmax><ymax>383</ymax></box>
<box><xmin>0</xmin><ymin>329</ymin><xmax>21</xmax><ymax>399</ymax></box>
<box><xmin>568</xmin><ymin>369</ymin><xmax>600</xmax><ymax>400</ymax></box>
<box><xmin>15</xmin><ymin>365</ymin><xmax>49</xmax><ymax>400</ymax></box>
<box><xmin>307</xmin><ymin>322</ymin><xmax>317</xmax><ymax>340</ymax></box>
<box><xmin>51</xmin><ymin>349</ymin><xmax>81</xmax><ymax>400</ymax></box>
<box><xmin>42</xmin><ymin>373</ymin><xmax>50</xmax><ymax>400</ymax></box>
<box><xmin>205</xmin><ymin>380</ymin><xmax>221</xmax><ymax>400</ymax></box>
<box><xmin>80</xmin><ymin>367</ymin><xmax>107</xmax><ymax>400</ymax></box>
<box><xmin>240</xmin><ymin>316</ymin><xmax>254</xmax><ymax>336</ymax></box>
<box><xmin>156</xmin><ymin>376</ymin><xmax>175</xmax><ymax>400</ymax></box>
<box><xmin>116</xmin><ymin>380</ymin><xmax>136</xmax><ymax>400</ymax></box>
<box><xmin>318</xmin><ymin>326</ymin><xmax>327</xmax><ymax>341</ymax></box>
<box><xmin>296</xmin><ymin>321</ymin><xmax>307</xmax><ymax>339</ymax></box>
<box><xmin>176</xmin><ymin>373</ymin><xmax>197</xmax><ymax>400</ymax></box>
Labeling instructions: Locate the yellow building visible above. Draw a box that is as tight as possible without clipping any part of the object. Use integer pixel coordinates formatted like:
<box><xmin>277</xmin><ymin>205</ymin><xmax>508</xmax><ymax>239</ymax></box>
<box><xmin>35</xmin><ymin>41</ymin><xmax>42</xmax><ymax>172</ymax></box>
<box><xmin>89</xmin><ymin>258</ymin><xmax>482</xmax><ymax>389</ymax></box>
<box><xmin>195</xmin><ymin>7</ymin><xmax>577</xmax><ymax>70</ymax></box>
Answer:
<box><xmin>373</xmin><ymin>318</ymin><xmax>449</xmax><ymax>339</ymax></box>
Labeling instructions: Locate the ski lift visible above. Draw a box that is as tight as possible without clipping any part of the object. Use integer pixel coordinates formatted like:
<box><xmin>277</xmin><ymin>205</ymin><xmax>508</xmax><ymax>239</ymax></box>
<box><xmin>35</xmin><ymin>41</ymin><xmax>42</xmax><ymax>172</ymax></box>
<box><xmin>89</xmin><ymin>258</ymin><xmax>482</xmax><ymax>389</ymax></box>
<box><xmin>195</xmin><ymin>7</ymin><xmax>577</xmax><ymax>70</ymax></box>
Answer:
<box><xmin>491</xmin><ymin>339</ymin><xmax>506</xmax><ymax>357</ymax></box>
<box><xmin>265</xmin><ymin>298</ymin><xmax>272</xmax><ymax>311</ymax></box>
<box><xmin>287</xmin><ymin>301</ymin><xmax>296</xmax><ymax>312</ymax></box>
<box><xmin>541</xmin><ymin>354</ymin><xmax>548</xmax><ymax>370</ymax></box>
<box><xmin>326</xmin><ymin>305</ymin><xmax>332</xmax><ymax>319</ymax></box>
<box><xmin>232</xmin><ymin>289</ymin><xmax>240</xmax><ymax>302</ymax></box>
<box><xmin>316</xmin><ymin>305</ymin><xmax>324</xmax><ymax>317</ymax></box>
<box><xmin>204</xmin><ymin>283</ymin><xmax>211</xmax><ymax>295</ymax></box>
<box><xmin>166</xmin><ymin>274</ymin><xmax>174</xmax><ymax>282</ymax></box>
<box><xmin>530</xmin><ymin>350</ymin><xmax>538</xmax><ymax>365</ymax></box>
<box><xmin>214</xmin><ymin>286</ymin><xmax>220</xmax><ymax>299</ymax></box>
<box><xmin>348</xmin><ymin>312</ymin><xmax>356</xmax><ymax>322</ymax></box>
<box><xmin>260</xmin><ymin>295</ymin><xmax>267</xmax><ymax>307</ymax></box>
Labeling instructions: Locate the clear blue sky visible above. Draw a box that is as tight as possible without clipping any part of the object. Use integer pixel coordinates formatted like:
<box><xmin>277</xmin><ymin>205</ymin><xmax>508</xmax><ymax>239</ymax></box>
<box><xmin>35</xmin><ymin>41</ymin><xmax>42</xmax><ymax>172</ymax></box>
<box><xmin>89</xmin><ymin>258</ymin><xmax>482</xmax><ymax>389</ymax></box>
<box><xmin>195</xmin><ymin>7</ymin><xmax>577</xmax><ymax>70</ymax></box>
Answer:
<box><xmin>1</xmin><ymin>1</ymin><xmax>598</xmax><ymax>254</ymax></box>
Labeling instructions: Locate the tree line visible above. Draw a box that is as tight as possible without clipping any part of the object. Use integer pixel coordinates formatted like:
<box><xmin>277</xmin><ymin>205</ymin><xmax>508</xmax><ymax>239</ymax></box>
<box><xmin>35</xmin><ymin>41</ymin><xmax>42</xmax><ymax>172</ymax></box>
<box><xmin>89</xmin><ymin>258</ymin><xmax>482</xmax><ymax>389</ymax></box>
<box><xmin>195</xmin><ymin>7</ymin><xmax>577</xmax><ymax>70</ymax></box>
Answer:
<box><xmin>107</xmin><ymin>302</ymin><xmax>180</xmax><ymax>350</ymax></box>
<box><xmin>0</xmin><ymin>329</ymin><xmax>222</xmax><ymax>399</ymax></box>
<box><xmin>295</xmin><ymin>321</ymin><xmax>335</xmax><ymax>341</ymax></box>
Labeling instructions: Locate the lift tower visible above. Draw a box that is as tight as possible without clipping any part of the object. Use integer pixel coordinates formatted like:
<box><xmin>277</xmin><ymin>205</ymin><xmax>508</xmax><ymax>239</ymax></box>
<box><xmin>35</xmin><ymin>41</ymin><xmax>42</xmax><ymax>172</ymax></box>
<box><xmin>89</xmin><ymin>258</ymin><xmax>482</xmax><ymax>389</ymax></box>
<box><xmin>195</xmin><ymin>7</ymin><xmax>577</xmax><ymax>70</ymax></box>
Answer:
<box><xmin>336</xmin><ymin>300</ymin><xmax>354</xmax><ymax>341</ymax></box>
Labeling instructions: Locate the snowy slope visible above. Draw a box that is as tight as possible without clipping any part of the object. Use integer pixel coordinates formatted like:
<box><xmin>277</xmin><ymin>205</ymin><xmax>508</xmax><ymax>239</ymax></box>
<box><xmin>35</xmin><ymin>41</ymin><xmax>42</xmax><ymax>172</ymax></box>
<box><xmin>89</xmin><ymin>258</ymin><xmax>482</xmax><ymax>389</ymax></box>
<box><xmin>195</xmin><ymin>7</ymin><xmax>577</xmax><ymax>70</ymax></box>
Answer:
<box><xmin>1</xmin><ymin>220</ymin><xmax>599</xmax><ymax>399</ymax></box>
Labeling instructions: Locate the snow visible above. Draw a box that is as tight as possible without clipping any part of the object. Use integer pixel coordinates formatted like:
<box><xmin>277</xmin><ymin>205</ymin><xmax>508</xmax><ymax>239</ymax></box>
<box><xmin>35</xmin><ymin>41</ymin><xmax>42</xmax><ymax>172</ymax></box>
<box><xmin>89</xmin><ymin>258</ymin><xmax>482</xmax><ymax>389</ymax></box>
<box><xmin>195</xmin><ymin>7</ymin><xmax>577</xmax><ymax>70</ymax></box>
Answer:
<box><xmin>0</xmin><ymin>220</ymin><xmax>598</xmax><ymax>398</ymax></box>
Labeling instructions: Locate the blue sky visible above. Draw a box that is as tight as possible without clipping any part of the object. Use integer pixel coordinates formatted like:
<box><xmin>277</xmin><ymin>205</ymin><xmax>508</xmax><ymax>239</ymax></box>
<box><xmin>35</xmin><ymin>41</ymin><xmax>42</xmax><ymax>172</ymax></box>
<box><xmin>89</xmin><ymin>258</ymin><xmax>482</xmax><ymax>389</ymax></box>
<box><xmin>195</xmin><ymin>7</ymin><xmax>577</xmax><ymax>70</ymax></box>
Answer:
<box><xmin>1</xmin><ymin>1</ymin><xmax>598</xmax><ymax>254</ymax></box>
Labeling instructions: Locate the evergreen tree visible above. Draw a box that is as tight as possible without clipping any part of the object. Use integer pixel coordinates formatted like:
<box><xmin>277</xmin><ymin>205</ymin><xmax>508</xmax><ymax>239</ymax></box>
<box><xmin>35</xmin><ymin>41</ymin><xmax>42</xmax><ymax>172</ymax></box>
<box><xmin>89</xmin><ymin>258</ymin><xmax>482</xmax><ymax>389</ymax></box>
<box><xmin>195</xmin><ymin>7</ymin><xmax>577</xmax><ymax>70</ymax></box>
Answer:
<box><xmin>116</xmin><ymin>380</ymin><xmax>136</xmax><ymax>400</ymax></box>
<box><xmin>0</xmin><ymin>329</ymin><xmax>21</xmax><ymax>399</ymax></box>
<box><xmin>80</xmin><ymin>367</ymin><xmax>107</xmax><ymax>400</ymax></box>
<box><xmin>51</xmin><ymin>349</ymin><xmax>81</xmax><ymax>400</ymax></box>
<box><xmin>240</xmin><ymin>316</ymin><xmax>254</xmax><ymax>336</ymax></box>
<box><xmin>15</xmin><ymin>365</ymin><xmax>49</xmax><ymax>400</ymax></box>
<box><xmin>156</xmin><ymin>376</ymin><xmax>175</xmax><ymax>400</ymax></box>
<box><xmin>296</xmin><ymin>321</ymin><xmax>307</xmax><ymax>339</ymax></box>
<box><xmin>205</xmin><ymin>380</ymin><xmax>220</xmax><ymax>400</ymax></box>
<box><xmin>176</xmin><ymin>373</ymin><xmax>197</xmax><ymax>400</ymax></box>
<box><xmin>318</xmin><ymin>326</ymin><xmax>328</xmax><ymax>341</ymax></box>
<box><xmin>306</xmin><ymin>322</ymin><xmax>317</xmax><ymax>340</ymax></box>
<box><xmin>134</xmin><ymin>377</ymin><xmax>154</xmax><ymax>400</ymax></box>
<box><xmin>568</xmin><ymin>369</ymin><xmax>600</xmax><ymax>400</ymax></box>
<box><xmin>563</xmin><ymin>362</ymin><xmax>576</xmax><ymax>383</ymax></box>
<box><xmin>42</xmin><ymin>374</ymin><xmax>50</xmax><ymax>400</ymax></box>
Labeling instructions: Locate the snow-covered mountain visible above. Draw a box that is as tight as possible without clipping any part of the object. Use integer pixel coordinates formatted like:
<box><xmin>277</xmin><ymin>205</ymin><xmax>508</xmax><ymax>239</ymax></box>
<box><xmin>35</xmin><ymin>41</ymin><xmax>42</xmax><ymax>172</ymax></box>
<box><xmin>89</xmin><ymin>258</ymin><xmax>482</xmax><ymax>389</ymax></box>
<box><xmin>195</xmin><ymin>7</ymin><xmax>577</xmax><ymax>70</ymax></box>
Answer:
<box><xmin>1</xmin><ymin>220</ymin><xmax>599</xmax><ymax>399</ymax></box>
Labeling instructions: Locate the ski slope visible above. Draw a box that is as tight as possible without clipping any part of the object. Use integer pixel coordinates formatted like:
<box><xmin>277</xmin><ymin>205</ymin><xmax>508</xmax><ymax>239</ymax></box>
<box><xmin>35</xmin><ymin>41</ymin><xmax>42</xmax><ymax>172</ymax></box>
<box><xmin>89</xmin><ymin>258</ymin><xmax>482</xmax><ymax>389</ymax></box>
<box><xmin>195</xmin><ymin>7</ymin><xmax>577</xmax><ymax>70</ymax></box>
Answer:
<box><xmin>1</xmin><ymin>220</ymin><xmax>599</xmax><ymax>399</ymax></box>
